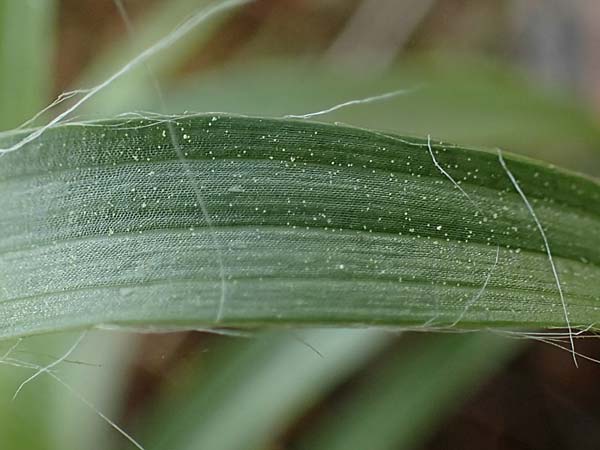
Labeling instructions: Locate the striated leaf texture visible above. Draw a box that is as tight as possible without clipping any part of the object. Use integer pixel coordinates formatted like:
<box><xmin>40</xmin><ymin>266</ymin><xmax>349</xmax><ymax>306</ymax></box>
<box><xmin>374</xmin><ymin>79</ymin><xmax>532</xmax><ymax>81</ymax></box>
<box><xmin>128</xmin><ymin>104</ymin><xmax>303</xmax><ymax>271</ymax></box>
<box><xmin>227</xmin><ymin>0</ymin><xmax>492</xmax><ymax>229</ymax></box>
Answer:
<box><xmin>0</xmin><ymin>115</ymin><xmax>599</xmax><ymax>338</ymax></box>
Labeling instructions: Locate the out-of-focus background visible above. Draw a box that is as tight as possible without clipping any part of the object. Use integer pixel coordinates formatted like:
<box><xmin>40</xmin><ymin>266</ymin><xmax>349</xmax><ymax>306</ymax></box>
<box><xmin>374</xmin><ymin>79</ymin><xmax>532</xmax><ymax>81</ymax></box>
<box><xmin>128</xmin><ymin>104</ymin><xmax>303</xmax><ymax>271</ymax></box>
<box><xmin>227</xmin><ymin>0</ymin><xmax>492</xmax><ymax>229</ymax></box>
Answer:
<box><xmin>1</xmin><ymin>1</ymin><xmax>600</xmax><ymax>449</ymax></box>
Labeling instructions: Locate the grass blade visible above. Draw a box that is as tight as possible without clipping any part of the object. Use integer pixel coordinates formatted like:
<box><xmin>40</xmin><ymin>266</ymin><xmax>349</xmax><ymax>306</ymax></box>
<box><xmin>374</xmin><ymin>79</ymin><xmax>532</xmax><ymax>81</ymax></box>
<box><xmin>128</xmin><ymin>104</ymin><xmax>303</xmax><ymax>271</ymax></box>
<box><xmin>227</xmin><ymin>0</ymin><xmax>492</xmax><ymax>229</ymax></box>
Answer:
<box><xmin>0</xmin><ymin>0</ymin><xmax>55</xmax><ymax>130</ymax></box>
<box><xmin>0</xmin><ymin>115</ymin><xmax>599</xmax><ymax>337</ymax></box>
<box><xmin>143</xmin><ymin>329</ymin><xmax>388</xmax><ymax>450</ymax></box>
<box><xmin>299</xmin><ymin>333</ymin><xmax>520</xmax><ymax>450</ymax></box>
<box><xmin>75</xmin><ymin>0</ymin><xmax>244</xmax><ymax>115</ymax></box>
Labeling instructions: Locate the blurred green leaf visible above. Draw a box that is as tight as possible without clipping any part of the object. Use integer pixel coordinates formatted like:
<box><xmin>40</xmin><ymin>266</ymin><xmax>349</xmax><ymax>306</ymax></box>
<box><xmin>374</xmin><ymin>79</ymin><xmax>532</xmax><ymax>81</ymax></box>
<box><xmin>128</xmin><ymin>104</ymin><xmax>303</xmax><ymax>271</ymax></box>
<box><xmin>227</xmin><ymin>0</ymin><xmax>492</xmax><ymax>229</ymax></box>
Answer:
<box><xmin>299</xmin><ymin>332</ymin><xmax>519</xmax><ymax>450</ymax></box>
<box><xmin>0</xmin><ymin>333</ymin><xmax>78</xmax><ymax>450</ymax></box>
<box><xmin>50</xmin><ymin>331</ymin><xmax>138</xmax><ymax>450</ymax></box>
<box><xmin>0</xmin><ymin>0</ymin><xmax>55</xmax><ymax>130</ymax></box>
<box><xmin>143</xmin><ymin>329</ymin><xmax>389</xmax><ymax>450</ymax></box>
<box><xmin>76</xmin><ymin>0</ymin><xmax>244</xmax><ymax>115</ymax></box>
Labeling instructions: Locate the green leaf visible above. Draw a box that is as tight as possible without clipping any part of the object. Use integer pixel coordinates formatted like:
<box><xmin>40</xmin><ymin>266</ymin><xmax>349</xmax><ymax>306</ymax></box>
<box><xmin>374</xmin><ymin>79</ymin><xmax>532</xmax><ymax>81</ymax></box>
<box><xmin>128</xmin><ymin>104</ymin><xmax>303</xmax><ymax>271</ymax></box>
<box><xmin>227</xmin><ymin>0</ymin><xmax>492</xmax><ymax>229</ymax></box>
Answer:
<box><xmin>0</xmin><ymin>115</ymin><xmax>599</xmax><ymax>338</ymax></box>
<box><xmin>138</xmin><ymin>331</ymin><xmax>518</xmax><ymax>450</ymax></box>
<box><xmin>0</xmin><ymin>333</ymin><xmax>78</xmax><ymax>450</ymax></box>
<box><xmin>142</xmin><ymin>329</ymin><xmax>388</xmax><ymax>450</ymax></box>
<box><xmin>50</xmin><ymin>331</ymin><xmax>138</xmax><ymax>450</ymax></box>
<box><xmin>299</xmin><ymin>332</ymin><xmax>519</xmax><ymax>450</ymax></box>
<box><xmin>164</xmin><ymin>58</ymin><xmax>600</xmax><ymax>175</ymax></box>
<box><xmin>0</xmin><ymin>0</ymin><xmax>55</xmax><ymax>130</ymax></box>
<box><xmin>75</xmin><ymin>0</ymin><xmax>243</xmax><ymax>115</ymax></box>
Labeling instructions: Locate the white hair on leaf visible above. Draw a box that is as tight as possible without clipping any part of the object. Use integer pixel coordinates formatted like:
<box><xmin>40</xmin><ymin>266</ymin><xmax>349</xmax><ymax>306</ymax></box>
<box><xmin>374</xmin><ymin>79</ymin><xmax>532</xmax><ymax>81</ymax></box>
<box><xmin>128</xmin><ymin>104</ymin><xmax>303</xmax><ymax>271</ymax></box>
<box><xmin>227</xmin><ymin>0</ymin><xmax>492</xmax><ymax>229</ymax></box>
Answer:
<box><xmin>497</xmin><ymin>148</ymin><xmax>577</xmax><ymax>367</ymax></box>
<box><xmin>0</xmin><ymin>0</ymin><xmax>253</xmax><ymax>155</ymax></box>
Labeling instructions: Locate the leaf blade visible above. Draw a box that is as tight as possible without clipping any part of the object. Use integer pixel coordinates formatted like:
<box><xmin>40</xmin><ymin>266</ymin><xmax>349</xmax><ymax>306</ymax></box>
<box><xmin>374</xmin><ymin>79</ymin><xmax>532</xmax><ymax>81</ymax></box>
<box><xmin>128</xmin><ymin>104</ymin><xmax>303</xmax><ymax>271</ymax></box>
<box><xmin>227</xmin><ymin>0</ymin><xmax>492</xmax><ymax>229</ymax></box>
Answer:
<box><xmin>0</xmin><ymin>0</ymin><xmax>55</xmax><ymax>130</ymax></box>
<box><xmin>0</xmin><ymin>116</ymin><xmax>599</xmax><ymax>337</ymax></box>
<box><xmin>299</xmin><ymin>333</ymin><xmax>520</xmax><ymax>450</ymax></box>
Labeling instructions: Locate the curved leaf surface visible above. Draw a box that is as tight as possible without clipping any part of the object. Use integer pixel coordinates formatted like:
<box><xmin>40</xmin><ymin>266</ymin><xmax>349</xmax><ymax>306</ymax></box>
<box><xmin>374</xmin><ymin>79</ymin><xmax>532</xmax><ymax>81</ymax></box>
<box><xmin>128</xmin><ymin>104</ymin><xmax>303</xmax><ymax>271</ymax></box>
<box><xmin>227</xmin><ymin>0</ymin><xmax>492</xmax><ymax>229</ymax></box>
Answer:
<box><xmin>0</xmin><ymin>115</ymin><xmax>599</xmax><ymax>337</ymax></box>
